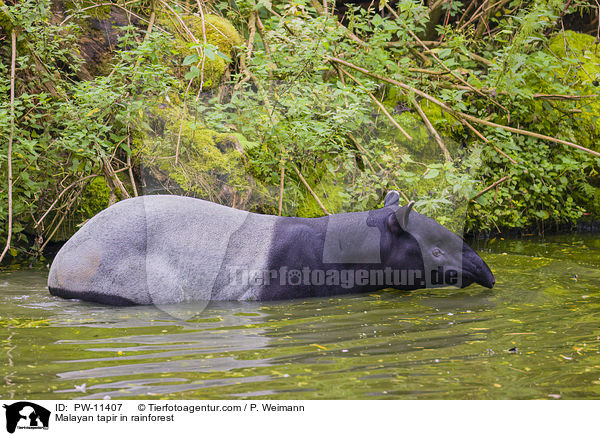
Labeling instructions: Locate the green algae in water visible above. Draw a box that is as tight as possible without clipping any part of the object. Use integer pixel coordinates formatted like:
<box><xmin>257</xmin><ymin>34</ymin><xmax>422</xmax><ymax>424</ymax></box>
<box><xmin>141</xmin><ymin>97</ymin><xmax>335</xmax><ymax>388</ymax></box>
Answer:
<box><xmin>1</xmin><ymin>234</ymin><xmax>600</xmax><ymax>399</ymax></box>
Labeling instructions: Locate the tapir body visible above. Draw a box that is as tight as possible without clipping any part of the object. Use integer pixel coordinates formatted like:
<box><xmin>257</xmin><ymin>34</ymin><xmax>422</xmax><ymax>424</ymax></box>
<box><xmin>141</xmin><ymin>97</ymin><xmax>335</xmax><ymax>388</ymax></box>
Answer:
<box><xmin>48</xmin><ymin>193</ymin><xmax>494</xmax><ymax>306</ymax></box>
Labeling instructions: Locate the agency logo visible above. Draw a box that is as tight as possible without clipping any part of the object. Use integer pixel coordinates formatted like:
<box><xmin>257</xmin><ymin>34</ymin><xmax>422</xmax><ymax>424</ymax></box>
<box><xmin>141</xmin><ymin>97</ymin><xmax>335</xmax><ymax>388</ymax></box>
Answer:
<box><xmin>2</xmin><ymin>402</ymin><xmax>50</xmax><ymax>434</ymax></box>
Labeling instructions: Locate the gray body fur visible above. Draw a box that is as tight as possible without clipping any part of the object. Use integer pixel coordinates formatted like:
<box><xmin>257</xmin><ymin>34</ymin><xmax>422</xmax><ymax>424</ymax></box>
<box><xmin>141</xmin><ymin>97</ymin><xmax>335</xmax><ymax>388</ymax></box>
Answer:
<box><xmin>48</xmin><ymin>195</ymin><xmax>276</xmax><ymax>304</ymax></box>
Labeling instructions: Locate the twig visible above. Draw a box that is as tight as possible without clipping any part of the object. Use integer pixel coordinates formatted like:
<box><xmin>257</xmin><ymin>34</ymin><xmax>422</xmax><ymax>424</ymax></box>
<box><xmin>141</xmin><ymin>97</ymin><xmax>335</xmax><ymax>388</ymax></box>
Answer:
<box><xmin>39</xmin><ymin>214</ymin><xmax>66</xmax><ymax>254</ymax></box>
<box><xmin>194</xmin><ymin>0</ymin><xmax>208</xmax><ymax>101</ymax></box>
<box><xmin>459</xmin><ymin>119</ymin><xmax>518</xmax><ymax>164</ymax></box>
<box><xmin>247</xmin><ymin>10</ymin><xmax>257</xmax><ymax>61</ymax></box>
<box><xmin>439</xmin><ymin>0</ymin><xmax>453</xmax><ymax>43</ymax></box>
<box><xmin>142</xmin><ymin>7</ymin><xmax>156</xmax><ymax>43</ymax></box>
<box><xmin>278</xmin><ymin>158</ymin><xmax>285</xmax><ymax>216</ymax></box>
<box><xmin>385</xmin><ymin>3</ymin><xmax>507</xmax><ymax>113</ymax></box>
<box><xmin>471</xmin><ymin>175</ymin><xmax>510</xmax><ymax>200</ymax></box>
<box><xmin>326</xmin><ymin>56</ymin><xmax>600</xmax><ymax>158</ymax></box>
<box><xmin>384</xmin><ymin>40</ymin><xmax>441</xmax><ymax>48</ymax></box>
<box><xmin>340</xmin><ymin>67</ymin><xmax>413</xmax><ymax>140</ymax></box>
<box><xmin>292</xmin><ymin>164</ymin><xmax>330</xmax><ymax>215</ymax></box>
<box><xmin>255</xmin><ymin>12</ymin><xmax>273</xmax><ymax>73</ymax></box>
<box><xmin>127</xmin><ymin>149</ymin><xmax>138</xmax><ymax>197</ymax></box>
<box><xmin>474</xmin><ymin>0</ymin><xmax>493</xmax><ymax>39</ymax></box>
<box><xmin>467</xmin><ymin>52</ymin><xmax>493</xmax><ymax>67</ymax></box>
<box><xmin>407</xmin><ymin>67</ymin><xmax>450</xmax><ymax>75</ymax></box>
<box><xmin>0</xmin><ymin>29</ymin><xmax>16</xmax><ymax>265</ymax></box>
<box><xmin>175</xmin><ymin>77</ymin><xmax>194</xmax><ymax>164</ymax></box>
<box><xmin>346</xmin><ymin>132</ymin><xmax>377</xmax><ymax>172</ymax></box>
<box><xmin>34</xmin><ymin>174</ymin><xmax>99</xmax><ymax>229</ymax></box>
<box><xmin>407</xmin><ymin>94</ymin><xmax>452</xmax><ymax>162</ymax></box>
<box><xmin>102</xmin><ymin>157</ymin><xmax>131</xmax><ymax>199</ymax></box>
<box><xmin>456</xmin><ymin>0</ymin><xmax>479</xmax><ymax>28</ymax></box>
<box><xmin>533</xmin><ymin>93</ymin><xmax>598</xmax><ymax>100</ymax></box>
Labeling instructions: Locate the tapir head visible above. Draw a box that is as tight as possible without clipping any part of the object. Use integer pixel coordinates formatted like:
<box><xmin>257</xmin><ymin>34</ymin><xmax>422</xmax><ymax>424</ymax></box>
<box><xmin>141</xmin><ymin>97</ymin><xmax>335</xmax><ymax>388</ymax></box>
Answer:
<box><xmin>376</xmin><ymin>191</ymin><xmax>495</xmax><ymax>289</ymax></box>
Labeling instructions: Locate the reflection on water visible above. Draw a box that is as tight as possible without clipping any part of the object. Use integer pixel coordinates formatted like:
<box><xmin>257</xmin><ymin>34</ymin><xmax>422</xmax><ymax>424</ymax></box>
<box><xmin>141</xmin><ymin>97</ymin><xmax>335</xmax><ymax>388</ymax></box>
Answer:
<box><xmin>1</xmin><ymin>234</ymin><xmax>600</xmax><ymax>399</ymax></box>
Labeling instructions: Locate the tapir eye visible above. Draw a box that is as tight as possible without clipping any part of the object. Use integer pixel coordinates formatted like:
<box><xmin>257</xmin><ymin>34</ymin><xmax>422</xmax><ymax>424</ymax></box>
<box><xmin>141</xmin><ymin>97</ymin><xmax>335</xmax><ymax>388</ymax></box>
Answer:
<box><xmin>432</xmin><ymin>248</ymin><xmax>443</xmax><ymax>257</ymax></box>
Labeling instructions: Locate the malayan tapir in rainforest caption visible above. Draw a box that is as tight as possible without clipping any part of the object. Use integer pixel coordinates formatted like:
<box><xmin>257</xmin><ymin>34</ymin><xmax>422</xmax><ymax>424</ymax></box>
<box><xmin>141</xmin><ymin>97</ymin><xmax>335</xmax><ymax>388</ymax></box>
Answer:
<box><xmin>48</xmin><ymin>191</ymin><xmax>495</xmax><ymax>306</ymax></box>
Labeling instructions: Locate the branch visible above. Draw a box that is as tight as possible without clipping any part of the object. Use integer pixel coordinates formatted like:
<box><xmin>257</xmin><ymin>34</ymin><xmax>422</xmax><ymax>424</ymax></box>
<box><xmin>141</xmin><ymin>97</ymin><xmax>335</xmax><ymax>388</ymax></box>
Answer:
<box><xmin>102</xmin><ymin>157</ymin><xmax>131</xmax><ymax>199</ymax></box>
<box><xmin>407</xmin><ymin>94</ymin><xmax>452</xmax><ymax>162</ymax></box>
<box><xmin>533</xmin><ymin>93</ymin><xmax>599</xmax><ymax>100</ymax></box>
<box><xmin>278</xmin><ymin>158</ymin><xmax>285</xmax><ymax>216</ymax></box>
<box><xmin>34</xmin><ymin>174</ymin><xmax>99</xmax><ymax>229</ymax></box>
<box><xmin>471</xmin><ymin>175</ymin><xmax>510</xmax><ymax>200</ymax></box>
<box><xmin>459</xmin><ymin>119</ymin><xmax>518</xmax><ymax>164</ymax></box>
<box><xmin>326</xmin><ymin>56</ymin><xmax>600</xmax><ymax>158</ymax></box>
<box><xmin>292</xmin><ymin>164</ymin><xmax>330</xmax><ymax>215</ymax></box>
<box><xmin>386</xmin><ymin>3</ymin><xmax>507</xmax><ymax>113</ymax></box>
<box><xmin>340</xmin><ymin>67</ymin><xmax>413</xmax><ymax>141</ymax></box>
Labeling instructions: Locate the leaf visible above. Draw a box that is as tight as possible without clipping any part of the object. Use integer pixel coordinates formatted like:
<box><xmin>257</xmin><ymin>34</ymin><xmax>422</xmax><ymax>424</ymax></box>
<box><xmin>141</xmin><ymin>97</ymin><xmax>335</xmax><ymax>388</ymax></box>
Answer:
<box><xmin>184</xmin><ymin>66</ymin><xmax>200</xmax><ymax>81</ymax></box>
<box><xmin>216</xmin><ymin>50</ymin><xmax>231</xmax><ymax>62</ymax></box>
<box><xmin>182</xmin><ymin>53</ymin><xmax>199</xmax><ymax>66</ymax></box>
<box><xmin>121</xmin><ymin>141</ymin><xmax>131</xmax><ymax>155</ymax></box>
<box><xmin>204</xmin><ymin>46</ymin><xmax>216</xmax><ymax>61</ymax></box>
<box><xmin>85</xmin><ymin>108</ymin><xmax>99</xmax><ymax>117</ymax></box>
<box><xmin>423</xmin><ymin>169</ymin><xmax>439</xmax><ymax>179</ymax></box>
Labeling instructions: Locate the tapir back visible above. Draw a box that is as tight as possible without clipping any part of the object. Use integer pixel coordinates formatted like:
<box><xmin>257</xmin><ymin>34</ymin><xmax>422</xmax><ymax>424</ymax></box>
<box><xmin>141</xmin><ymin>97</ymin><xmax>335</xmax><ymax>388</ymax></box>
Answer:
<box><xmin>49</xmin><ymin>195</ymin><xmax>277</xmax><ymax>305</ymax></box>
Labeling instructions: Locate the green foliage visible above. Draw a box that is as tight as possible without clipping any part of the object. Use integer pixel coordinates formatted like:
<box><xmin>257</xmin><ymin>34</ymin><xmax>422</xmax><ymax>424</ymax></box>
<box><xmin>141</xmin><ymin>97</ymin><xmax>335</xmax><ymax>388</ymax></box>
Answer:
<box><xmin>2</xmin><ymin>0</ymin><xmax>600</xmax><ymax>261</ymax></box>
<box><xmin>0</xmin><ymin>0</ymin><xmax>175</xmax><ymax>258</ymax></box>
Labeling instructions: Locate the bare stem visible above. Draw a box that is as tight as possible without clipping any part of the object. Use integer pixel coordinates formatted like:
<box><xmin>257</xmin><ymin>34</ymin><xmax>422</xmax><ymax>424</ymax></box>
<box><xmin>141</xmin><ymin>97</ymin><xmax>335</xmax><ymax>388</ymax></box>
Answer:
<box><xmin>340</xmin><ymin>67</ymin><xmax>413</xmax><ymax>141</ymax></box>
<box><xmin>408</xmin><ymin>94</ymin><xmax>452</xmax><ymax>162</ymax></box>
<box><xmin>0</xmin><ymin>29</ymin><xmax>16</xmax><ymax>265</ymax></box>
<box><xmin>472</xmin><ymin>175</ymin><xmax>510</xmax><ymax>200</ymax></box>
<box><xmin>292</xmin><ymin>165</ymin><xmax>330</xmax><ymax>215</ymax></box>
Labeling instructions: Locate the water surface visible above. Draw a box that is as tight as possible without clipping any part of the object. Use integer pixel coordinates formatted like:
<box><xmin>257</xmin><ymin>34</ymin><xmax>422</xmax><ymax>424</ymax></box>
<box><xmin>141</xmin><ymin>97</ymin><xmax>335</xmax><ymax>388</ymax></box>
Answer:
<box><xmin>1</xmin><ymin>234</ymin><xmax>600</xmax><ymax>399</ymax></box>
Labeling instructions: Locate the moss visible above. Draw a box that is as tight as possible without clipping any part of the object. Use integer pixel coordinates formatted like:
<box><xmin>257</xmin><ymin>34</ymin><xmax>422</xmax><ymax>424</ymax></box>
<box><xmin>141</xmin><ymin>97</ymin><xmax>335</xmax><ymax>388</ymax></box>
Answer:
<box><xmin>296</xmin><ymin>170</ymin><xmax>346</xmax><ymax>217</ymax></box>
<box><xmin>77</xmin><ymin>177</ymin><xmax>112</xmax><ymax>219</ymax></box>
<box><xmin>549</xmin><ymin>31</ymin><xmax>600</xmax><ymax>84</ymax></box>
<box><xmin>187</xmin><ymin>14</ymin><xmax>243</xmax><ymax>54</ymax></box>
<box><xmin>172</xmin><ymin>14</ymin><xmax>243</xmax><ymax>88</ymax></box>
<box><xmin>135</xmin><ymin>103</ymin><xmax>271</xmax><ymax>210</ymax></box>
<box><xmin>382</xmin><ymin>87</ymin><xmax>459</xmax><ymax>161</ymax></box>
<box><xmin>548</xmin><ymin>31</ymin><xmax>600</xmax><ymax>147</ymax></box>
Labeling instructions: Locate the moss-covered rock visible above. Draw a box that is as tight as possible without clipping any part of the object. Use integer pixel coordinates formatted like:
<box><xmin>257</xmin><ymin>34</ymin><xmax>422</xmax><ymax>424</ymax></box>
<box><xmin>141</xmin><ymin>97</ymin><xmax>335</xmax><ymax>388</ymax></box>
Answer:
<box><xmin>136</xmin><ymin>103</ymin><xmax>271</xmax><ymax>211</ymax></box>
<box><xmin>172</xmin><ymin>14</ymin><xmax>243</xmax><ymax>88</ymax></box>
<box><xmin>548</xmin><ymin>31</ymin><xmax>600</xmax><ymax>148</ymax></box>
<box><xmin>549</xmin><ymin>31</ymin><xmax>600</xmax><ymax>84</ymax></box>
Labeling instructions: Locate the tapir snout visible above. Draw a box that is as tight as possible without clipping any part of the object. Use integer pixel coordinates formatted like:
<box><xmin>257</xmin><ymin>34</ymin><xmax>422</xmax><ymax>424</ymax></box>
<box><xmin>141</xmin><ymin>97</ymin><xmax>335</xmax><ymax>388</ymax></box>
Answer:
<box><xmin>461</xmin><ymin>243</ymin><xmax>495</xmax><ymax>289</ymax></box>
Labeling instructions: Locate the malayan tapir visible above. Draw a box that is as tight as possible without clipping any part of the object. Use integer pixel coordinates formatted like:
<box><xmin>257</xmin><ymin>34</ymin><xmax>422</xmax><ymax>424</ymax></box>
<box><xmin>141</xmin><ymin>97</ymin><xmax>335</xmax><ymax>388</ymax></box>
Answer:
<box><xmin>48</xmin><ymin>191</ymin><xmax>494</xmax><ymax>306</ymax></box>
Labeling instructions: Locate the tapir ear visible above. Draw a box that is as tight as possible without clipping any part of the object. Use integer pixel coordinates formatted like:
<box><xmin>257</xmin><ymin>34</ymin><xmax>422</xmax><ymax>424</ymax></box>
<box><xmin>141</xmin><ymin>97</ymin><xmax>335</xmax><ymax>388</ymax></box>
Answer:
<box><xmin>386</xmin><ymin>212</ymin><xmax>403</xmax><ymax>236</ymax></box>
<box><xmin>384</xmin><ymin>190</ymin><xmax>400</xmax><ymax>207</ymax></box>
<box><xmin>395</xmin><ymin>201</ymin><xmax>415</xmax><ymax>231</ymax></box>
<box><xmin>386</xmin><ymin>201</ymin><xmax>415</xmax><ymax>235</ymax></box>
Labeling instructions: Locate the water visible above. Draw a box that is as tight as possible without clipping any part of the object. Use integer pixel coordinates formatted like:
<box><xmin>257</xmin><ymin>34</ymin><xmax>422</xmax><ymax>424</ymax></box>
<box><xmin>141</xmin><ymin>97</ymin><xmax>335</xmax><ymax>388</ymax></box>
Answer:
<box><xmin>1</xmin><ymin>234</ymin><xmax>600</xmax><ymax>400</ymax></box>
